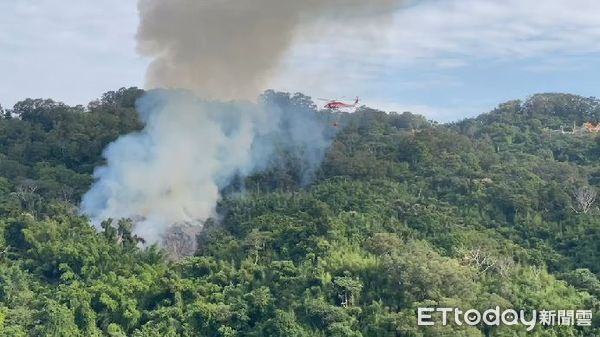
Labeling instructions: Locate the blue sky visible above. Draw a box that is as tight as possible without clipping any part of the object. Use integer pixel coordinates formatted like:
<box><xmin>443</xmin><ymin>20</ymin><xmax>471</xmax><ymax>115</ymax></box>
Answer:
<box><xmin>2</xmin><ymin>0</ymin><xmax>600</xmax><ymax>121</ymax></box>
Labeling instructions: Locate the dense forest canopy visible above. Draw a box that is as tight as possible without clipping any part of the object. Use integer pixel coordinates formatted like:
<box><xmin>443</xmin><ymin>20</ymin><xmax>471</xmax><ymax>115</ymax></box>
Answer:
<box><xmin>0</xmin><ymin>88</ymin><xmax>599</xmax><ymax>336</ymax></box>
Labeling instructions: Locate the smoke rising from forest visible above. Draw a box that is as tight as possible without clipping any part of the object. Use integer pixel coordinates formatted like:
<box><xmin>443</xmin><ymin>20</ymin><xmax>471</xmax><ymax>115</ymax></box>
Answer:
<box><xmin>81</xmin><ymin>0</ymin><xmax>407</xmax><ymax>245</ymax></box>
<box><xmin>81</xmin><ymin>90</ymin><xmax>330</xmax><ymax>243</ymax></box>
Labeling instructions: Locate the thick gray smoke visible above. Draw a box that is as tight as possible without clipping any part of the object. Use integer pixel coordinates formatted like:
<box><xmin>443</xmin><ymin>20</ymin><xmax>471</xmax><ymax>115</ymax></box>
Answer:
<box><xmin>137</xmin><ymin>0</ymin><xmax>407</xmax><ymax>99</ymax></box>
<box><xmin>81</xmin><ymin>90</ymin><xmax>330</xmax><ymax>242</ymax></box>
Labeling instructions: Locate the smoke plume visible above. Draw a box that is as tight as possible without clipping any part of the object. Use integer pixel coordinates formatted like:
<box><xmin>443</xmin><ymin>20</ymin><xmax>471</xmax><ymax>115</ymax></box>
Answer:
<box><xmin>81</xmin><ymin>90</ymin><xmax>330</xmax><ymax>242</ymax></box>
<box><xmin>137</xmin><ymin>0</ymin><xmax>407</xmax><ymax>99</ymax></box>
<box><xmin>82</xmin><ymin>0</ymin><xmax>407</xmax><ymax>245</ymax></box>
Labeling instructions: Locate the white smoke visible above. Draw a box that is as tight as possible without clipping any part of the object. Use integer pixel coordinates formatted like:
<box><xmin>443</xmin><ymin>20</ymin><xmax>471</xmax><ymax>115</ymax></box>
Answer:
<box><xmin>81</xmin><ymin>90</ymin><xmax>330</xmax><ymax>242</ymax></box>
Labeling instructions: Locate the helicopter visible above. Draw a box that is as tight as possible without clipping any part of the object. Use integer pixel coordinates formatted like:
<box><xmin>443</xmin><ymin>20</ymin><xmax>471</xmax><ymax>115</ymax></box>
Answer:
<box><xmin>317</xmin><ymin>97</ymin><xmax>359</xmax><ymax>127</ymax></box>
<box><xmin>318</xmin><ymin>96</ymin><xmax>360</xmax><ymax>110</ymax></box>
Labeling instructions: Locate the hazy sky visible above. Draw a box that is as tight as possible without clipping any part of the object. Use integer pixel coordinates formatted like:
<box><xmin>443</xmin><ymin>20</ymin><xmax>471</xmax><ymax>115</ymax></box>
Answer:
<box><xmin>2</xmin><ymin>0</ymin><xmax>600</xmax><ymax>121</ymax></box>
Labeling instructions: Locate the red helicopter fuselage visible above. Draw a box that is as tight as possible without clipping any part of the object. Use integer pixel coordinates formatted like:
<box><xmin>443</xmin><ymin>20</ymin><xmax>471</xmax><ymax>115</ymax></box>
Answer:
<box><xmin>324</xmin><ymin>97</ymin><xmax>359</xmax><ymax>110</ymax></box>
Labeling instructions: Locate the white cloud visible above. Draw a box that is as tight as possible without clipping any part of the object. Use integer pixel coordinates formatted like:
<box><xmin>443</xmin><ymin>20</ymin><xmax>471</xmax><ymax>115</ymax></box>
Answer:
<box><xmin>270</xmin><ymin>0</ymin><xmax>600</xmax><ymax>108</ymax></box>
<box><xmin>383</xmin><ymin>0</ymin><xmax>600</xmax><ymax>61</ymax></box>
<box><xmin>0</xmin><ymin>0</ymin><xmax>146</xmax><ymax>107</ymax></box>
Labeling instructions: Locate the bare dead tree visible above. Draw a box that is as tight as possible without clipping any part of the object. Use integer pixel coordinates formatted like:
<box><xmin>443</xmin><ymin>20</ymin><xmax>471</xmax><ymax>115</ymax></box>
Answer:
<box><xmin>462</xmin><ymin>247</ymin><xmax>514</xmax><ymax>277</ymax></box>
<box><xmin>493</xmin><ymin>256</ymin><xmax>515</xmax><ymax>278</ymax></box>
<box><xmin>60</xmin><ymin>185</ymin><xmax>74</xmax><ymax>204</ymax></box>
<box><xmin>12</xmin><ymin>180</ymin><xmax>40</xmax><ymax>215</ymax></box>
<box><xmin>14</xmin><ymin>183</ymin><xmax>38</xmax><ymax>199</ymax></box>
<box><xmin>463</xmin><ymin>247</ymin><xmax>497</xmax><ymax>273</ymax></box>
<box><xmin>572</xmin><ymin>186</ymin><xmax>597</xmax><ymax>214</ymax></box>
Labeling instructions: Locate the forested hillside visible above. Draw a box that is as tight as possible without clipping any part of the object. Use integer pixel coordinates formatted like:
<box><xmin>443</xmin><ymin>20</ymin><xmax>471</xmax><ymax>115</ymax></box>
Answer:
<box><xmin>0</xmin><ymin>89</ymin><xmax>599</xmax><ymax>336</ymax></box>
